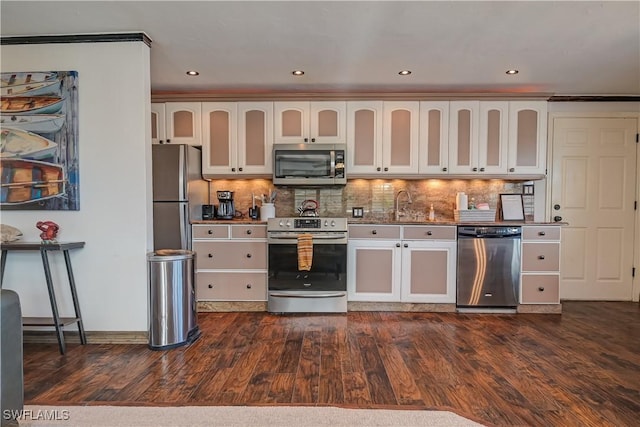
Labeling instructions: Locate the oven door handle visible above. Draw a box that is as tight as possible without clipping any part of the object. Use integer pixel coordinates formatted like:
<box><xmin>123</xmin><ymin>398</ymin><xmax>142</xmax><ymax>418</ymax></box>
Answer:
<box><xmin>268</xmin><ymin>234</ymin><xmax>345</xmax><ymax>240</ymax></box>
<box><xmin>269</xmin><ymin>292</ymin><xmax>347</xmax><ymax>298</ymax></box>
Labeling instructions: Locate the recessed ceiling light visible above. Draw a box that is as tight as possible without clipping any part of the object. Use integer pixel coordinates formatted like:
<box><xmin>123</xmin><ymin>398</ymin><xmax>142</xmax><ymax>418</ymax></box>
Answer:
<box><xmin>186</xmin><ymin>71</ymin><xmax>199</xmax><ymax>76</ymax></box>
<box><xmin>292</xmin><ymin>70</ymin><xmax>305</xmax><ymax>76</ymax></box>
<box><xmin>506</xmin><ymin>69</ymin><xmax>519</xmax><ymax>75</ymax></box>
<box><xmin>398</xmin><ymin>70</ymin><xmax>412</xmax><ymax>76</ymax></box>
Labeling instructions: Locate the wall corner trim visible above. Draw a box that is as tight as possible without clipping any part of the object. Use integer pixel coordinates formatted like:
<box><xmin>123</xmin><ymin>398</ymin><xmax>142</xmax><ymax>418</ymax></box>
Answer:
<box><xmin>1</xmin><ymin>32</ymin><xmax>152</xmax><ymax>47</ymax></box>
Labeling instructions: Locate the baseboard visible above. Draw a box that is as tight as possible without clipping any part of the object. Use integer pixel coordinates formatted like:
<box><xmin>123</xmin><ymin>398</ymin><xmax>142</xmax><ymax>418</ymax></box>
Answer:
<box><xmin>517</xmin><ymin>303</ymin><xmax>563</xmax><ymax>314</ymax></box>
<box><xmin>197</xmin><ymin>301</ymin><xmax>267</xmax><ymax>312</ymax></box>
<box><xmin>23</xmin><ymin>330</ymin><xmax>147</xmax><ymax>344</ymax></box>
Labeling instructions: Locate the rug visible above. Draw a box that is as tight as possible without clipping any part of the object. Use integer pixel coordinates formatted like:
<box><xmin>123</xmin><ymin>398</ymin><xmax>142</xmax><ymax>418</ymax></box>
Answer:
<box><xmin>14</xmin><ymin>405</ymin><xmax>485</xmax><ymax>427</ymax></box>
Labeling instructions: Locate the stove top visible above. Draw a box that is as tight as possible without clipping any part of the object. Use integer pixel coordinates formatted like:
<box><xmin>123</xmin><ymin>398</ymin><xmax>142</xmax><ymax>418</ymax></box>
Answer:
<box><xmin>267</xmin><ymin>217</ymin><xmax>348</xmax><ymax>232</ymax></box>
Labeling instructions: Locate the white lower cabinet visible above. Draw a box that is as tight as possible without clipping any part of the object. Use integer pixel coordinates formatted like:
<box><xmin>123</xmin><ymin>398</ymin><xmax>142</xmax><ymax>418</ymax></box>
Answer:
<box><xmin>347</xmin><ymin>225</ymin><xmax>456</xmax><ymax>303</ymax></box>
<box><xmin>520</xmin><ymin>225</ymin><xmax>561</xmax><ymax>304</ymax></box>
<box><xmin>192</xmin><ymin>224</ymin><xmax>267</xmax><ymax>302</ymax></box>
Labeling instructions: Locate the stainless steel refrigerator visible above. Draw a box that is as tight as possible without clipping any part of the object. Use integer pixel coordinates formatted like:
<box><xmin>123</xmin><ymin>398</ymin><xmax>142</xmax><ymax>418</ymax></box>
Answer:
<box><xmin>152</xmin><ymin>144</ymin><xmax>208</xmax><ymax>250</ymax></box>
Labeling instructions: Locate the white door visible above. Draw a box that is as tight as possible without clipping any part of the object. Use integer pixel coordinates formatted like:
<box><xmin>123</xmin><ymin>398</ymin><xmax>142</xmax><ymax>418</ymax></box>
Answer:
<box><xmin>550</xmin><ymin>116</ymin><xmax>637</xmax><ymax>300</ymax></box>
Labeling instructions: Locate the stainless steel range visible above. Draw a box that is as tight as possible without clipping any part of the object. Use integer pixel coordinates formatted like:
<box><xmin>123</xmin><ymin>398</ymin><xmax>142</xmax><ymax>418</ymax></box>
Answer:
<box><xmin>267</xmin><ymin>217</ymin><xmax>348</xmax><ymax>313</ymax></box>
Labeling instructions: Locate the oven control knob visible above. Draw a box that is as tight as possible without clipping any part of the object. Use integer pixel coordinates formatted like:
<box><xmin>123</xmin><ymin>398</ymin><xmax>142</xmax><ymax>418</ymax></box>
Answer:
<box><xmin>286</xmin><ymin>220</ymin><xmax>291</xmax><ymax>228</ymax></box>
<box><xmin>278</xmin><ymin>220</ymin><xmax>284</xmax><ymax>227</ymax></box>
<box><xmin>330</xmin><ymin>220</ymin><xmax>336</xmax><ymax>227</ymax></box>
<box><xmin>324</xmin><ymin>220</ymin><xmax>328</xmax><ymax>227</ymax></box>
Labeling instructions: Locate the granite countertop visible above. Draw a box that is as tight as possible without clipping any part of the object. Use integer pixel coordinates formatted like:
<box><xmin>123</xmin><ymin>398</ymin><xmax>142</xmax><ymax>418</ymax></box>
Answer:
<box><xmin>347</xmin><ymin>219</ymin><xmax>564</xmax><ymax>226</ymax></box>
<box><xmin>192</xmin><ymin>219</ymin><xmax>267</xmax><ymax>225</ymax></box>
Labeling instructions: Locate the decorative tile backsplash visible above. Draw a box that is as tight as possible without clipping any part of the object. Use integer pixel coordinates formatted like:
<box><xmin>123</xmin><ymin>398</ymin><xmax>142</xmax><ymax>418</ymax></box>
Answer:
<box><xmin>207</xmin><ymin>178</ymin><xmax>535</xmax><ymax>221</ymax></box>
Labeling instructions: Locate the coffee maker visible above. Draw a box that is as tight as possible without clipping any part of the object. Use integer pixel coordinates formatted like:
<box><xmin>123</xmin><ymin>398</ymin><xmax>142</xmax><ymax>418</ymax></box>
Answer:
<box><xmin>216</xmin><ymin>190</ymin><xmax>235</xmax><ymax>219</ymax></box>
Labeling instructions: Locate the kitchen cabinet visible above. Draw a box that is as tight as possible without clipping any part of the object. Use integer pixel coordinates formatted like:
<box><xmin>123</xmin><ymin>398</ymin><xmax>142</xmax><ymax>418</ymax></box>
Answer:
<box><xmin>418</xmin><ymin>101</ymin><xmax>450</xmax><ymax>174</ymax></box>
<box><xmin>400</xmin><ymin>226</ymin><xmax>457</xmax><ymax>303</ymax></box>
<box><xmin>192</xmin><ymin>224</ymin><xmax>267</xmax><ymax>302</ymax></box>
<box><xmin>347</xmin><ymin>224</ymin><xmax>456</xmax><ymax>303</ymax></box>
<box><xmin>520</xmin><ymin>225</ymin><xmax>561</xmax><ymax>304</ymax></box>
<box><xmin>347</xmin><ymin>225</ymin><xmax>401</xmax><ymax>301</ymax></box>
<box><xmin>507</xmin><ymin>101</ymin><xmax>548</xmax><ymax>175</ymax></box>
<box><xmin>347</xmin><ymin>101</ymin><xmax>419</xmax><ymax>176</ymax></box>
<box><xmin>274</xmin><ymin>101</ymin><xmax>346</xmax><ymax>144</ymax></box>
<box><xmin>201</xmin><ymin>102</ymin><xmax>273</xmax><ymax>177</ymax></box>
<box><xmin>151</xmin><ymin>102</ymin><xmax>202</xmax><ymax>146</ymax></box>
<box><xmin>448</xmin><ymin>101</ymin><xmax>508</xmax><ymax>174</ymax></box>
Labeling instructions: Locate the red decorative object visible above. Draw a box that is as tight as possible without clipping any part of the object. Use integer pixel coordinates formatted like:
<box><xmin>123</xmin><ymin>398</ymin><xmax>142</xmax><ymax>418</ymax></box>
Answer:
<box><xmin>36</xmin><ymin>221</ymin><xmax>60</xmax><ymax>242</ymax></box>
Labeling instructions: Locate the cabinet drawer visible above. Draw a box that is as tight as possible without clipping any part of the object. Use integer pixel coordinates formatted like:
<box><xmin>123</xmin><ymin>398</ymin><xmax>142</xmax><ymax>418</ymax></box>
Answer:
<box><xmin>197</xmin><ymin>272</ymin><xmax>267</xmax><ymax>301</ymax></box>
<box><xmin>192</xmin><ymin>225</ymin><xmax>229</xmax><ymax>239</ymax></box>
<box><xmin>349</xmin><ymin>225</ymin><xmax>401</xmax><ymax>239</ymax></box>
<box><xmin>193</xmin><ymin>241</ymin><xmax>267</xmax><ymax>269</ymax></box>
<box><xmin>403</xmin><ymin>225</ymin><xmax>456</xmax><ymax>240</ymax></box>
<box><xmin>522</xmin><ymin>243</ymin><xmax>560</xmax><ymax>272</ymax></box>
<box><xmin>521</xmin><ymin>275</ymin><xmax>559</xmax><ymax>304</ymax></box>
<box><xmin>231</xmin><ymin>225</ymin><xmax>267</xmax><ymax>239</ymax></box>
<box><xmin>523</xmin><ymin>226</ymin><xmax>560</xmax><ymax>241</ymax></box>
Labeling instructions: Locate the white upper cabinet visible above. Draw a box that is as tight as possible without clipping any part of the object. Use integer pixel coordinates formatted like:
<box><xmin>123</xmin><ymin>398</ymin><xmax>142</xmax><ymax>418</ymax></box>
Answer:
<box><xmin>507</xmin><ymin>101</ymin><xmax>548</xmax><ymax>175</ymax></box>
<box><xmin>151</xmin><ymin>103</ymin><xmax>166</xmax><ymax>144</ymax></box>
<box><xmin>382</xmin><ymin>101</ymin><xmax>420</xmax><ymax>174</ymax></box>
<box><xmin>346</xmin><ymin>101</ymin><xmax>384</xmax><ymax>174</ymax></box>
<box><xmin>478</xmin><ymin>101</ymin><xmax>509</xmax><ymax>174</ymax></box>
<box><xmin>164</xmin><ymin>102</ymin><xmax>202</xmax><ymax>146</ymax></box>
<box><xmin>274</xmin><ymin>101</ymin><xmax>346</xmax><ymax>144</ymax></box>
<box><xmin>449</xmin><ymin>101</ymin><xmax>509</xmax><ymax>174</ymax></box>
<box><xmin>418</xmin><ymin>101</ymin><xmax>450</xmax><ymax>174</ymax></box>
<box><xmin>202</xmin><ymin>102</ymin><xmax>273</xmax><ymax>177</ymax></box>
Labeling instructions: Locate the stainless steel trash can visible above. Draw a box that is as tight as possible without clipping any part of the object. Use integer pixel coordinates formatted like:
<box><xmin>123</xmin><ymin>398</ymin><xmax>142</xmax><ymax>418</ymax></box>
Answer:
<box><xmin>147</xmin><ymin>249</ymin><xmax>200</xmax><ymax>350</ymax></box>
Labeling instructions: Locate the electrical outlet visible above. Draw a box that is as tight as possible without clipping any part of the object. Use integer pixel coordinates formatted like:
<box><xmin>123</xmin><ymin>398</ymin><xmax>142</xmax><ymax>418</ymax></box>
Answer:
<box><xmin>352</xmin><ymin>207</ymin><xmax>364</xmax><ymax>218</ymax></box>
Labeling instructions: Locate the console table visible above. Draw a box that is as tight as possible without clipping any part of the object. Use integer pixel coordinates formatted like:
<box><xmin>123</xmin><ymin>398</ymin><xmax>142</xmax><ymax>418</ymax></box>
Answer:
<box><xmin>0</xmin><ymin>241</ymin><xmax>86</xmax><ymax>354</ymax></box>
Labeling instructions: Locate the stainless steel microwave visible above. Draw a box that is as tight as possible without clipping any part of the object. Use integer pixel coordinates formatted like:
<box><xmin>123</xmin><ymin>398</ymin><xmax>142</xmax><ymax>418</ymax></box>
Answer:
<box><xmin>273</xmin><ymin>143</ymin><xmax>346</xmax><ymax>186</ymax></box>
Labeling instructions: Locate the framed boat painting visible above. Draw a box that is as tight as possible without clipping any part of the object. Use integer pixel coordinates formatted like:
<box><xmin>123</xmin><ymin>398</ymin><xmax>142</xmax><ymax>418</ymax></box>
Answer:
<box><xmin>0</xmin><ymin>70</ymin><xmax>80</xmax><ymax>210</ymax></box>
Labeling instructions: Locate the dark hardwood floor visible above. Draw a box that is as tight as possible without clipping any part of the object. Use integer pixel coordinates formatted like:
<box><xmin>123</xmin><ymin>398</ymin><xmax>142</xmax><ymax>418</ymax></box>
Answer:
<box><xmin>22</xmin><ymin>301</ymin><xmax>640</xmax><ymax>426</ymax></box>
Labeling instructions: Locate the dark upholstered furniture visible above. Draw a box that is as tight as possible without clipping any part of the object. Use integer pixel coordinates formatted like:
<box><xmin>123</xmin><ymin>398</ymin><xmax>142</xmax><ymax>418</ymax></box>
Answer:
<box><xmin>1</xmin><ymin>289</ymin><xmax>23</xmax><ymax>427</ymax></box>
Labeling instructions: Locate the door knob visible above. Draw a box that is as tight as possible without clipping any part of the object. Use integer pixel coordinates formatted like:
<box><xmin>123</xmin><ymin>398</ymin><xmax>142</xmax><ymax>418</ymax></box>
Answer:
<box><xmin>554</xmin><ymin>204</ymin><xmax>561</xmax><ymax>210</ymax></box>
<box><xmin>553</xmin><ymin>216</ymin><xmax>562</xmax><ymax>222</ymax></box>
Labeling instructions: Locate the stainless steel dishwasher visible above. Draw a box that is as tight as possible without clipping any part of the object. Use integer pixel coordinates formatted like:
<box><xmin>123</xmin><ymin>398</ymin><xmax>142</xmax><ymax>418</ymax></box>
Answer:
<box><xmin>456</xmin><ymin>226</ymin><xmax>521</xmax><ymax>309</ymax></box>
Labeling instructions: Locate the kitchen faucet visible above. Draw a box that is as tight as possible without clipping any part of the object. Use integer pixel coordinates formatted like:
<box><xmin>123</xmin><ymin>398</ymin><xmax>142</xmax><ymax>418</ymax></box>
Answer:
<box><xmin>395</xmin><ymin>190</ymin><xmax>413</xmax><ymax>221</ymax></box>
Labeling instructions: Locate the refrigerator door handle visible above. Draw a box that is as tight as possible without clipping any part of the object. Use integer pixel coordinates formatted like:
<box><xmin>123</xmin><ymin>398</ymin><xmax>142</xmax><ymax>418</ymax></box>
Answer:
<box><xmin>180</xmin><ymin>203</ymin><xmax>188</xmax><ymax>249</ymax></box>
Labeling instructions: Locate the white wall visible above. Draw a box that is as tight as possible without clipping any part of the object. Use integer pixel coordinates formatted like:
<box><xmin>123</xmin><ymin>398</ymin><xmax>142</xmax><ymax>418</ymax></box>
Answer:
<box><xmin>1</xmin><ymin>41</ymin><xmax>152</xmax><ymax>331</ymax></box>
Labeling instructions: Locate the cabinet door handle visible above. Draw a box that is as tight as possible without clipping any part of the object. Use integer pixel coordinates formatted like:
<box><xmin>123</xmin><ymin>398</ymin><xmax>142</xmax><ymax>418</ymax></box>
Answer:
<box><xmin>442</xmin><ymin>167</ymin><xmax>447</xmax><ymax>172</ymax></box>
<box><xmin>396</xmin><ymin>243</ymin><xmax>401</xmax><ymax>247</ymax></box>
<box><xmin>538</xmin><ymin>287</ymin><xmax>545</xmax><ymax>292</ymax></box>
<box><xmin>472</xmin><ymin>167</ymin><xmax>478</xmax><ymax>172</ymax></box>
<box><xmin>246</xmin><ymin>253</ymin><xmax>252</xmax><ymax>258</ymax></box>
<box><xmin>509</xmin><ymin>167</ymin><xmax>515</xmax><ymax>172</ymax></box>
<box><xmin>246</xmin><ymin>284</ymin><xmax>252</xmax><ymax>289</ymax></box>
<box><xmin>426</xmin><ymin>231</ymin><xmax>433</xmax><ymax>236</ymax></box>
<box><xmin>208</xmin><ymin>284</ymin><xmax>213</xmax><ymax>289</ymax></box>
<box><xmin>239</xmin><ymin>167</ymin><xmax>243</xmax><ymax>172</ymax></box>
<box><xmin>208</xmin><ymin>230</ymin><xmax>213</xmax><ymax>235</ymax></box>
<box><xmin>479</xmin><ymin>167</ymin><xmax>485</xmax><ymax>172</ymax></box>
<box><xmin>384</xmin><ymin>167</ymin><xmax>389</xmax><ymax>172</ymax></box>
<box><xmin>304</xmin><ymin>138</ymin><xmax>309</xmax><ymax>143</ymax></box>
<box><xmin>208</xmin><ymin>253</ymin><xmax>213</xmax><ymax>258</ymax></box>
<box><xmin>166</xmin><ymin>139</ymin><xmax>171</xmax><ymax>144</ymax></box>
<box><xmin>538</xmin><ymin>231</ymin><xmax>546</xmax><ymax>236</ymax></box>
<box><xmin>538</xmin><ymin>255</ymin><xmax>545</xmax><ymax>260</ymax></box>
<box><xmin>376</xmin><ymin>167</ymin><xmax>381</xmax><ymax>172</ymax></box>
<box><xmin>231</xmin><ymin>167</ymin><xmax>236</xmax><ymax>172</ymax></box>
<box><xmin>372</xmin><ymin>230</ymin><xmax>377</xmax><ymax>235</ymax></box>
<box><xmin>246</xmin><ymin>229</ymin><xmax>252</xmax><ymax>235</ymax></box>
<box><xmin>403</xmin><ymin>243</ymin><xmax>408</xmax><ymax>248</ymax></box>
<box><xmin>554</xmin><ymin>216</ymin><xmax>563</xmax><ymax>222</ymax></box>
<box><xmin>311</xmin><ymin>138</ymin><xmax>316</xmax><ymax>143</ymax></box>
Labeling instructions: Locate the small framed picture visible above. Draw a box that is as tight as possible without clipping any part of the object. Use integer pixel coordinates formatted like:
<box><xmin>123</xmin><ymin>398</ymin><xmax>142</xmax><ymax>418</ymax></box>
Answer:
<box><xmin>499</xmin><ymin>194</ymin><xmax>525</xmax><ymax>221</ymax></box>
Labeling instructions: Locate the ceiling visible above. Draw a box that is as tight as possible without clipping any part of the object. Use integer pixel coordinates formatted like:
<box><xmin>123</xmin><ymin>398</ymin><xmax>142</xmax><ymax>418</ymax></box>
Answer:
<box><xmin>2</xmin><ymin>1</ymin><xmax>639</xmax><ymax>97</ymax></box>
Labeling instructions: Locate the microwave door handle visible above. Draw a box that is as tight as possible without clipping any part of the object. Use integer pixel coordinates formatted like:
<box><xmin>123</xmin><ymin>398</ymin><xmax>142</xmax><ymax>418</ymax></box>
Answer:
<box><xmin>330</xmin><ymin>150</ymin><xmax>336</xmax><ymax>178</ymax></box>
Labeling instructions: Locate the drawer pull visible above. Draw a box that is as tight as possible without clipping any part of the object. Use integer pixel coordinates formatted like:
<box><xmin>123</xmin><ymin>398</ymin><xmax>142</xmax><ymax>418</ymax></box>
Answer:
<box><xmin>538</xmin><ymin>255</ymin><xmax>545</xmax><ymax>260</ymax></box>
<box><xmin>372</xmin><ymin>230</ymin><xmax>377</xmax><ymax>235</ymax></box>
<box><xmin>246</xmin><ymin>253</ymin><xmax>252</xmax><ymax>258</ymax></box>
<box><xmin>208</xmin><ymin>284</ymin><xmax>213</xmax><ymax>289</ymax></box>
<box><xmin>538</xmin><ymin>287</ymin><xmax>545</xmax><ymax>292</ymax></box>
<box><xmin>426</xmin><ymin>231</ymin><xmax>433</xmax><ymax>236</ymax></box>
<box><xmin>208</xmin><ymin>253</ymin><xmax>213</xmax><ymax>258</ymax></box>
<box><xmin>538</xmin><ymin>231</ymin><xmax>546</xmax><ymax>236</ymax></box>
<box><xmin>396</xmin><ymin>243</ymin><xmax>401</xmax><ymax>247</ymax></box>
<box><xmin>246</xmin><ymin>229</ymin><xmax>252</xmax><ymax>235</ymax></box>
<box><xmin>246</xmin><ymin>284</ymin><xmax>252</xmax><ymax>289</ymax></box>
<box><xmin>403</xmin><ymin>243</ymin><xmax>408</xmax><ymax>248</ymax></box>
<box><xmin>208</xmin><ymin>230</ymin><xmax>213</xmax><ymax>235</ymax></box>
